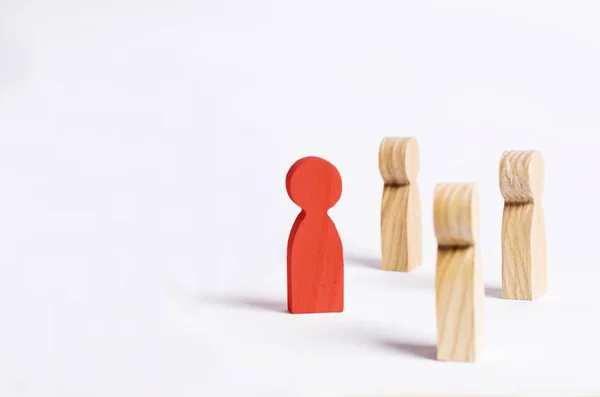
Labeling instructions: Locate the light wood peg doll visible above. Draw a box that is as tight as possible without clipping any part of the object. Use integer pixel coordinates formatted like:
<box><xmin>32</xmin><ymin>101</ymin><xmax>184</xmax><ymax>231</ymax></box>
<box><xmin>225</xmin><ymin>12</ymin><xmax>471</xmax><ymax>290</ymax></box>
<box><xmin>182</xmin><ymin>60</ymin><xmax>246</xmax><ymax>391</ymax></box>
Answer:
<box><xmin>378</xmin><ymin>137</ymin><xmax>422</xmax><ymax>272</ymax></box>
<box><xmin>434</xmin><ymin>183</ymin><xmax>484</xmax><ymax>363</ymax></box>
<box><xmin>499</xmin><ymin>150</ymin><xmax>547</xmax><ymax>301</ymax></box>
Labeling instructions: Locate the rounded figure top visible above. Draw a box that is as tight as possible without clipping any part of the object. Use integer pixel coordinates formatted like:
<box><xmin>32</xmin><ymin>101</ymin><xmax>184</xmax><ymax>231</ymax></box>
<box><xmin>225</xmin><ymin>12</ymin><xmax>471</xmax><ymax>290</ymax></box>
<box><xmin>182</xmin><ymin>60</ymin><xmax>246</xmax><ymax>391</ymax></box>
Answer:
<box><xmin>434</xmin><ymin>183</ymin><xmax>480</xmax><ymax>247</ymax></box>
<box><xmin>379</xmin><ymin>137</ymin><xmax>420</xmax><ymax>185</ymax></box>
<box><xmin>286</xmin><ymin>156</ymin><xmax>342</xmax><ymax>212</ymax></box>
<box><xmin>499</xmin><ymin>150</ymin><xmax>544</xmax><ymax>203</ymax></box>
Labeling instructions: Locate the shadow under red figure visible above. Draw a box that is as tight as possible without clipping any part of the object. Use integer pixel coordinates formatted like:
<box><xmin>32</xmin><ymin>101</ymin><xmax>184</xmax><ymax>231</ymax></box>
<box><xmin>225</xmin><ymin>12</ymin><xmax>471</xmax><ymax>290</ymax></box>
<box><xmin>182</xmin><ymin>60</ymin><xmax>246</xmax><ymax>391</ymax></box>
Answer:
<box><xmin>286</xmin><ymin>156</ymin><xmax>344</xmax><ymax>314</ymax></box>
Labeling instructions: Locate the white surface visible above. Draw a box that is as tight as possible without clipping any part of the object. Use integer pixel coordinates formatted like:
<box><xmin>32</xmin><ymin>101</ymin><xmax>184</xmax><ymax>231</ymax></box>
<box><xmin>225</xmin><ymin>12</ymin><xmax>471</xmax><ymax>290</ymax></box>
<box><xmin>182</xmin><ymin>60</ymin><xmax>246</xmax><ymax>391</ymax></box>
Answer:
<box><xmin>1</xmin><ymin>1</ymin><xmax>600</xmax><ymax>396</ymax></box>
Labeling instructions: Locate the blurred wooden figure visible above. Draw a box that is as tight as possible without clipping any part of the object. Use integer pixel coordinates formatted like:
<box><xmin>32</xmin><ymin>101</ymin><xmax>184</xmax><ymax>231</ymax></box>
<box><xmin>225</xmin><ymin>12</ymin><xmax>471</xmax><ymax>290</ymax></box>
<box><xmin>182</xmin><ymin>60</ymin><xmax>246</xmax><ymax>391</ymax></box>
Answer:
<box><xmin>499</xmin><ymin>150</ymin><xmax>547</xmax><ymax>301</ymax></box>
<box><xmin>434</xmin><ymin>183</ymin><xmax>484</xmax><ymax>363</ymax></box>
<box><xmin>286</xmin><ymin>156</ymin><xmax>344</xmax><ymax>314</ymax></box>
<box><xmin>378</xmin><ymin>137</ymin><xmax>422</xmax><ymax>272</ymax></box>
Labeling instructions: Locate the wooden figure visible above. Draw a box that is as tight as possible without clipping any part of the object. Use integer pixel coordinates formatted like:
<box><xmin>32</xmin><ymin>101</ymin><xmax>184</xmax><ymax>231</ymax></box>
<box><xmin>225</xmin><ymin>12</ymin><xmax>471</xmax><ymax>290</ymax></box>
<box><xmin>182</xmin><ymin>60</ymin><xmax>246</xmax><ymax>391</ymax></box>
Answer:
<box><xmin>433</xmin><ymin>183</ymin><xmax>483</xmax><ymax>363</ymax></box>
<box><xmin>286</xmin><ymin>156</ymin><xmax>344</xmax><ymax>314</ymax></box>
<box><xmin>499</xmin><ymin>150</ymin><xmax>547</xmax><ymax>301</ymax></box>
<box><xmin>378</xmin><ymin>137</ymin><xmax>422</xmax><ymax>272</ymax></box>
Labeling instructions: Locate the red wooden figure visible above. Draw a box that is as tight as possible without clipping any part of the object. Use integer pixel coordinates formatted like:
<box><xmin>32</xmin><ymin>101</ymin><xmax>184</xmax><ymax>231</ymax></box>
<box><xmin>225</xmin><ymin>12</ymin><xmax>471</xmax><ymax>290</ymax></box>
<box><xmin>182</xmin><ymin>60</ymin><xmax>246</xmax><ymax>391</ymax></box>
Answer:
<box><xmin>286</xmin><ymin>156</ymin><xmax>344</xmax><ymax>314</ymax></box>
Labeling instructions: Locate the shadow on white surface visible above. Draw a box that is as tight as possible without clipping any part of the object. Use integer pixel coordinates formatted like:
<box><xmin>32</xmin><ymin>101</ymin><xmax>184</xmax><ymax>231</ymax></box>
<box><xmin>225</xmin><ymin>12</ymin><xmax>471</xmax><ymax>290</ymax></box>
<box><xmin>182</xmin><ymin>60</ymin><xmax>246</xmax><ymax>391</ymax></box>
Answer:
<box><xmin>344</xmin><ymin>252</ymin><xmax>382</xmax><ymax>270</ymax></box>
<box><xmin>485</xmin><ymin>286</ymin><xmax>502</xmax><ymax>299</ymax></box>
<box><xmin>373</xmin><ymin>338</ymin><xmax>437</xmax><ymax>361</ymax></box>
<box><xmin>344</xmin><ymin>252</ymin><xmax>434</xmax><ymax>291</ymax></box>
<box><xmin>200</xmin><ymin>294</ymin><xmax>288</xmax><ymax>313</ymax></box>
<box><xmin>0</xmin><ymin>36</ymin><xmax>27</xmax><ymax>93</ymax></box>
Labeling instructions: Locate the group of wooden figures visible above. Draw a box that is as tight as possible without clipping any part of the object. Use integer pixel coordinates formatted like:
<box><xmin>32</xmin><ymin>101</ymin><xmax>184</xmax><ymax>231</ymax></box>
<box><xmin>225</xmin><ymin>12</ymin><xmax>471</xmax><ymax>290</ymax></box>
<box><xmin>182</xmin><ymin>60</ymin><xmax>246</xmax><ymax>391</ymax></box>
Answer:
<box><xmin>285</xmin><ymin>137</ymin><xmax>546</xmax><ymax>363</ymax></box>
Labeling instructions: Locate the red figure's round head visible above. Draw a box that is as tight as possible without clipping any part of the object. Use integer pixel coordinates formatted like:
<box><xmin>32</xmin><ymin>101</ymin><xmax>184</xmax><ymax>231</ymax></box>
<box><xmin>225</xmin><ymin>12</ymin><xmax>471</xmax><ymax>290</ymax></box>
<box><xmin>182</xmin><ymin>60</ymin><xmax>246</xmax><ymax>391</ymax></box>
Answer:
<box><xmin>286</xmin><ymin>156</ymin><xmax>342</xmax><ymax>212</ymax></box>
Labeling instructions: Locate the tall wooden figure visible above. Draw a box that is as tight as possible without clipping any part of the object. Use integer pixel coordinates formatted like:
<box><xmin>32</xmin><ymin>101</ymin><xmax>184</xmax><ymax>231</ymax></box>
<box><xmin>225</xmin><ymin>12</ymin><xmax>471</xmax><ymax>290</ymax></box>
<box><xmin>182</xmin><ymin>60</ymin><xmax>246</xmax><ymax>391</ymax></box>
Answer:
<box><xmin>378</xmin><ymin>137</ymin><xmax>422</xmax><ymax>272</ymax></box>
<box><xmin>499</xmin><ymin>150</ymin><xmax>547</xmax><ymax>301</ymax></box>
<box><xmin>286</xmin><ymin>156</ymin><xmax>344</xmax><ymax>314</ymax></box>
<box><xmin>434</xmin><ymin>183</ymin><xmax>483</xmax><ymax>363</ymax></box>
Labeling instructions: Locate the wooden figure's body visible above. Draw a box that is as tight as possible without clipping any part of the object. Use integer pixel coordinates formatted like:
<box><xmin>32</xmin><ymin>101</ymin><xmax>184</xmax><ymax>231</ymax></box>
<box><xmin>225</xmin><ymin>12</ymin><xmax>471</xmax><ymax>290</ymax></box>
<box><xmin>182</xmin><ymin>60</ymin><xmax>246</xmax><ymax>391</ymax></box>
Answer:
<box><xmin>434</xmin><ymin>184</ymin><xmax>483</xmax><ymax>363</ymax></box>
<box><xmin>286</xmin><ymin>156</ymin><xmax>344</xmax><ymax>314</ymax></box>
<box><xmin>499</xmin><ymin>150</ymin><xmax>547</xmax><ymax>301</ymax></box>
<box><xmin>378</xmin><ymin>137</ymin><xmax>422</xmax><ymax>272</ymax></box>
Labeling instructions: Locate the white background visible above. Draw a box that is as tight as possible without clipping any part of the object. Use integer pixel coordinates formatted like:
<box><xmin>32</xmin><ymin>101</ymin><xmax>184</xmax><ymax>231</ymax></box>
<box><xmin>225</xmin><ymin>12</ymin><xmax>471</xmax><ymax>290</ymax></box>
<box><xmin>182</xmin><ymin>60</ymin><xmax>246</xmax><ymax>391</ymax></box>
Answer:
<box><xmin>1</xmin><ymin>1</ymin><xmax>600</xmax><ymax>396</ymax></box>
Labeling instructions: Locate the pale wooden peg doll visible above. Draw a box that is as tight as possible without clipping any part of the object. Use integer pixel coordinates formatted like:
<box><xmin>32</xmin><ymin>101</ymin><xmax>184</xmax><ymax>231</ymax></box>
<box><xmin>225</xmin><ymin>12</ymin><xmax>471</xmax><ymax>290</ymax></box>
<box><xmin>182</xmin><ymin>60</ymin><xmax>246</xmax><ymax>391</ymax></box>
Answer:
<box><xmin>378</xmin><ymin>137</ymin><xmax>422</xmax><ymax>272</ymax></box>
<box><xmin>499</xmin><ymin>150</ymin><xmax>547</xmax><ymax>301</ymax></box>
<box><xmin>434</xmin><ymin>183</ymin><xmax>484</xmax><ymax>362</ymax></box>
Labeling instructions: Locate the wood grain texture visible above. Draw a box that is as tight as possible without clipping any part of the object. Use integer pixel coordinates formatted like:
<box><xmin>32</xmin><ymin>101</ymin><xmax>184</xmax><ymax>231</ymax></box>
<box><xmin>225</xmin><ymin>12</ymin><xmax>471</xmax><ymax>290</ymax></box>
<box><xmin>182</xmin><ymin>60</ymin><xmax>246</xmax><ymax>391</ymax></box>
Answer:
<box><xmin>434</xmin><ymin>183</ymin><xmax>483</xmax><ymax>363</ymax></box>
<box><xmin>378</xmin><ymin>137</ymin><xmax>422</xmax><ymax>272</ymax></box>
<box><xmin>499</xmin><ymin>150</ymin><xmax>547</xmax><ymax>301</ymax></box>
<box><xmin>286</xmin><ymin>156</ymin><xmax>344</xmax><ymax>314</ymax></box>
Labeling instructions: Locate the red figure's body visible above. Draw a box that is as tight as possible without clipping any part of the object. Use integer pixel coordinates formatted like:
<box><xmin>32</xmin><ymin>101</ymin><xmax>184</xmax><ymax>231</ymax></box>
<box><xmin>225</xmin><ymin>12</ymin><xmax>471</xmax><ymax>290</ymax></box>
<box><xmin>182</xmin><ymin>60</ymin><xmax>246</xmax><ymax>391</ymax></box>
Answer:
<box><xmin>286</xmin><ymin>156</ymin><xmax>344</xmax><ymax>314</ymax></box>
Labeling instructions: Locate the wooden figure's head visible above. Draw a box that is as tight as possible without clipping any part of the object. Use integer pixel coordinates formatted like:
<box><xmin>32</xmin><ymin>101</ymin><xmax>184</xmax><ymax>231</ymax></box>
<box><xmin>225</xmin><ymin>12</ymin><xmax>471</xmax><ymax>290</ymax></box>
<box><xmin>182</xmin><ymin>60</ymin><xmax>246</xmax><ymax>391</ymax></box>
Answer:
<box><xmin>378</xmin><ymin>137</ymin><xmax>420</xmax><ymax>185</ymax></box>
<box><xmin>499</xmin><ymin>150</ymin><xmax>544</xmax><ymax>204</ymax></box>
<box><xmin>286</xmin><ymin>156</ymin><xmax>342</xmax><ymax>212</ymax></box>
<box><xmin>434</xmin><ymin>183</ymin><xmax>480</xmax><ymax>248</ymax></box>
